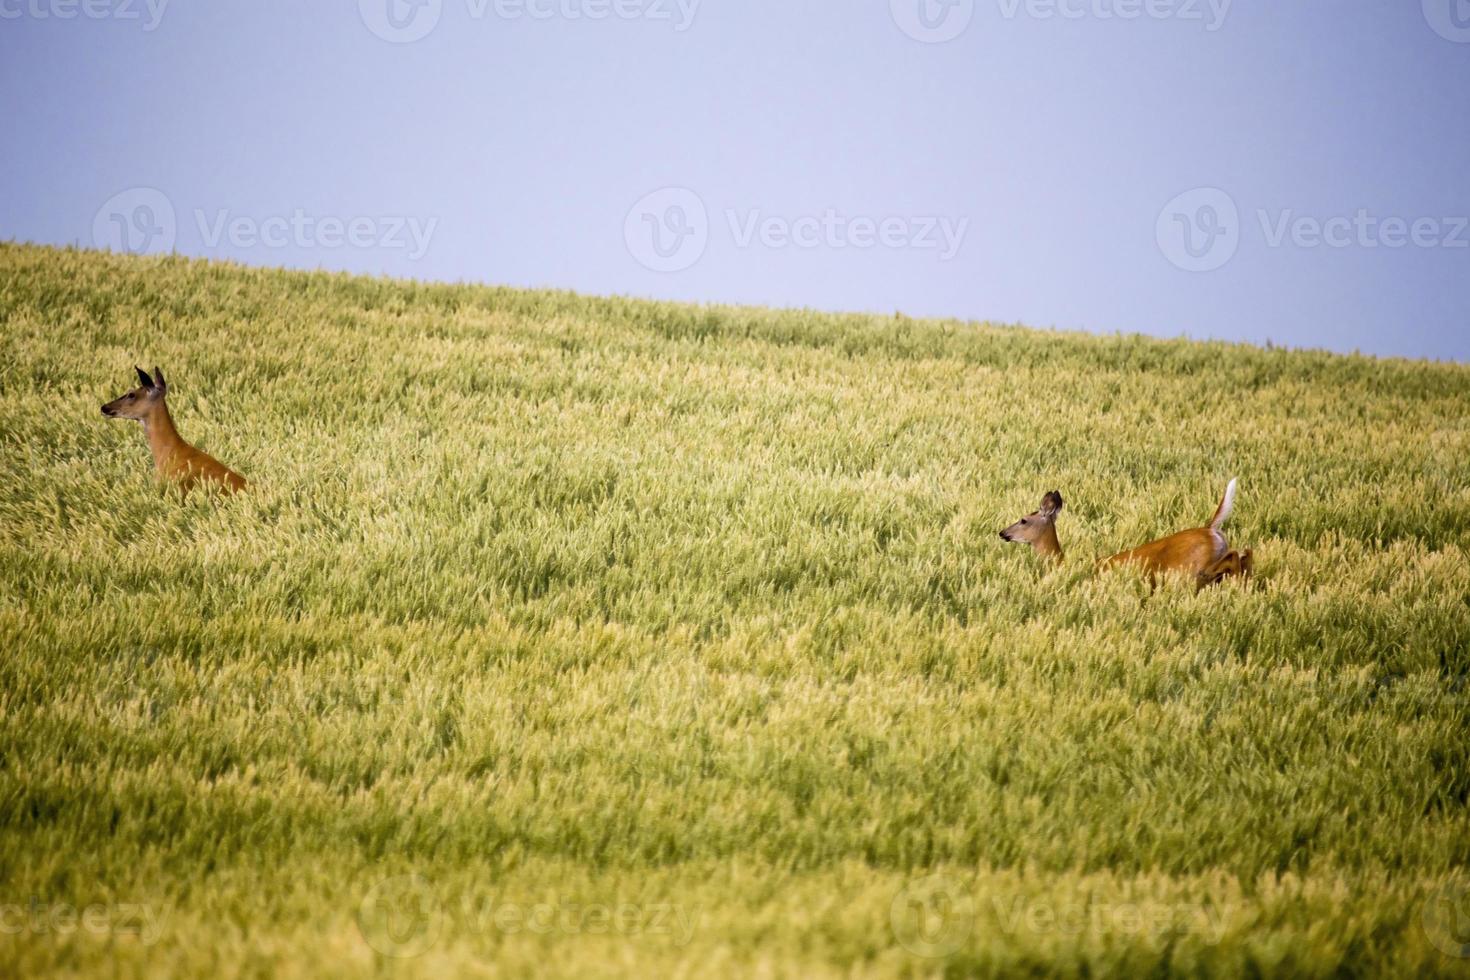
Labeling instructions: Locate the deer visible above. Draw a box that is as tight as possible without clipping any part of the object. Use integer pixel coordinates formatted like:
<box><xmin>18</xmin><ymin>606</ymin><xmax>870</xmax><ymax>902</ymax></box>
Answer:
<box><xmin>998</xmin><ymin>479</ymin><xmax>1252</xmax><ymax>590</ymax></box>
<box><xmin>101</xmin><ymin>366</ymin><xmax>247</xmax><ymax>495</ymax></box>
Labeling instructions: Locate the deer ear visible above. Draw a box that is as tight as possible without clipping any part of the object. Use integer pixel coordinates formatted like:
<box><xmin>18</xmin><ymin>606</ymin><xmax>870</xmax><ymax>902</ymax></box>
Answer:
<box><xmin>152</xmin><ymin>366</ymin><xmax>167</xmax><ymax>391</ymax></box>
<box><xmin>135</xmin><ymin>366</ymin><xmax>155</xmax><ymax>389</ymax></box>
<box><xmin>1041</xmin><ymin>491</ymin><xmax>1064</xmax><ymax>516</ymax></box>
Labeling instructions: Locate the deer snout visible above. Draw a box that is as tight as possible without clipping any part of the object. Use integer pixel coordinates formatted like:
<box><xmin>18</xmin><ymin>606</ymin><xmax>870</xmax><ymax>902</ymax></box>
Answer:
<box><xmin>999</xmin><ymin>530</ymin><xmax>1011</xmax><ymax>541</ymax></box>
<box><xmin>101</xmin><ymin>404</ymin><xmax>116</xmax><ymax>417</ymax></box>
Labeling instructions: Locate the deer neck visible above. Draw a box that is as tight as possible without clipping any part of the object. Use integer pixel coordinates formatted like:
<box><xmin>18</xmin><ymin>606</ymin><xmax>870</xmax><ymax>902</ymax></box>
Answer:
<box><xmin>1034</xmin><ymin>525</ymin><xmax>1064</xmax><ymax>561</ymax></box>
<box><xmin>142</xmin><ymin>401</ymin><xmax>186</xmax><ymax>472</ymax></box>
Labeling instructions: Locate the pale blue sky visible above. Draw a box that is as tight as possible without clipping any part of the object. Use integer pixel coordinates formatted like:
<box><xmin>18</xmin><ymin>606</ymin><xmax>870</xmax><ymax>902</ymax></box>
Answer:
<box><xmin>2</xmin><ymin>1</ymin><xmax>1467</xmax><ymax>360</ymax></box>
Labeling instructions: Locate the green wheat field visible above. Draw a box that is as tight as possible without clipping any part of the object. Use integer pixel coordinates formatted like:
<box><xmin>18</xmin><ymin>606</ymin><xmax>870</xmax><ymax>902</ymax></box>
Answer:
<box><xmin>2</xmin><ymin>241</ymin><xmax>1469</xmax><ymax>977</ymax></box>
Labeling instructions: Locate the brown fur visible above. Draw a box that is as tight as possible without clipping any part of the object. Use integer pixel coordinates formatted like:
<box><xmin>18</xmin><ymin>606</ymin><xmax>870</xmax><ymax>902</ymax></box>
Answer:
<box><xmin>999</xmin><ymin>490</ymin><xmax>1065</xmax><ymax>560</ymax></box>
<box><xmin>1100</xmin><ymin>528</ymin><xmax>1229</xmax><ymax>578</ymax></box>
<box><xmin>1000</xmin><ymin>482</ymin><xmax>1252</xmax><ymax>591</ymax></box>
<box><xmin>101</xmin><ymin>367</ymin><xmax>246</xmax><ymax>496</ymax></box>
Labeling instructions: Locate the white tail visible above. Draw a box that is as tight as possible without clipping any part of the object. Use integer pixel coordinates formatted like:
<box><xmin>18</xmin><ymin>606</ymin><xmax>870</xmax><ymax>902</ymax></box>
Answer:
<box><xmin>1209</xmin><ymin>478</ymin><xmax>1237</xmax><ymax>531</ymax></box>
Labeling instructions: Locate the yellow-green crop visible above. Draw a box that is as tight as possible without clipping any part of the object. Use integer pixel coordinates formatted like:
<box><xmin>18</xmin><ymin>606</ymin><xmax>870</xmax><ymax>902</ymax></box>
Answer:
<box><xmin>2</xmin><ymin>242</ymin><xmax>1468</xmax><ymax>977</ymax></box>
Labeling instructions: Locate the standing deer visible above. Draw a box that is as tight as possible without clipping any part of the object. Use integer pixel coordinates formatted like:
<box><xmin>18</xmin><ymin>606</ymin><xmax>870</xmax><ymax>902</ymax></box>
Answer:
<box><xmin>101</xmin><ymin>367</ymin><xmax>247</xmax><ymax>495</ymax></box>
<box><xmin>999</xmin><ymin>480</ymin><xmax>1252</xmax><ymax>590</ymax></box>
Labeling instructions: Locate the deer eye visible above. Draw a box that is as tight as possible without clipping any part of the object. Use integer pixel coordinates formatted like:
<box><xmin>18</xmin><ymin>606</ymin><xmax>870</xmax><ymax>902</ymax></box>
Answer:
<box><xmin>1019</xmin><ymin>518</ymin><xmax>1029</xmax><ymax>525</ymax></box>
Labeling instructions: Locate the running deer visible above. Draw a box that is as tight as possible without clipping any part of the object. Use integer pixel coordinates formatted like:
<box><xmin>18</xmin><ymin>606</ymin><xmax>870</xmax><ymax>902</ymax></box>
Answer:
<box><xmin>101</xmin><ymin>367</ymin><xmax>247</xmax><ymax>495</ymax></box>
<box><xmin>999</xmin><ymin>480</ymin><xmax>1252</xmax><ymax>590</ymax></box>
